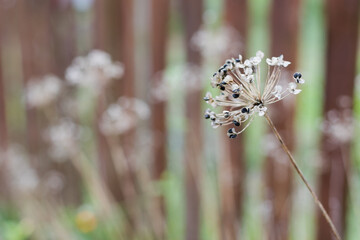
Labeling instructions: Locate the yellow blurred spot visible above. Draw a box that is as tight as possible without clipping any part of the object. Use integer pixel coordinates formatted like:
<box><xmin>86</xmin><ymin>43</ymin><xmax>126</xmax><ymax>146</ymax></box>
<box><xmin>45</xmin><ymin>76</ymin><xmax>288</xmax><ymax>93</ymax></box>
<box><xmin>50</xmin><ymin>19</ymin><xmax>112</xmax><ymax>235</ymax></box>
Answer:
<box><xmin>75</xmin><ymin>210</ymin><xmax>97</xmax><ymax>233</ymax></box>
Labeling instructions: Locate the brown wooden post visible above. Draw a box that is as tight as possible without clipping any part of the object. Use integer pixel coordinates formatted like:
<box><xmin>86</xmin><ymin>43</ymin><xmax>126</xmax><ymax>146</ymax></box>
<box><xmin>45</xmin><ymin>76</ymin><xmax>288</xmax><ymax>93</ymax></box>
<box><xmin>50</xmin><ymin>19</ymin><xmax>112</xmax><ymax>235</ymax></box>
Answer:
<box><xmin>18</xmin><ymin>0</ymin><xmax>55</xmax><ymax>156</ymax></box>
<box><xmin>119</xmin><ymin>0</ymin><xmax>135</xmax><ymax>98</ymax></box>
<box><xmin>266</xmin><ymin>0</ymin><xmax>300</xmax><ymax>239</ymax></box>
<box><xmin>0</xmin><ymin>3</ymin><xmax>8</xmax><ymax>155</ymax></box>
<box><xmin>16</xmin><ymin>0</ymin><xmax>82</xmax><ymax>204</ymax></box>
<box><xmin>48</xmin><ymin>0</ymin><xmax>83</xmax><ymax>204</ymax></box>
<box><xmin>180</xmin><ymin>0</ymin><xmax>204</xmax><ymax>240</ymax></box>
<box><xmin>92</xmin><ymin>0</ymin><xmax>126</xmax><ymax>203</ymax></box>
<box><xmin>92</xmin><ymin>3</ymin><xmax>139</xmax><ymax>237</ymax></box>
<box><xmin>218</xmin><ymin>1</ymin><xmax>248</xmax><ymax>239</ymax></box>
<box><xmin>49</xmin><ymin>0</ymin><xmax>76</xmax><ymax>76</ymax></box>
<box><xmin>317</xmin><ymin>0</ymin><xmax>359</xmax><ymax>239</ymax></box>
<box><xmin>150</xmin><ymin>0</ymin><xmax>170</xmax><ymax>237</ymax></box>
<box><xmin>0</xmin><ymin>4</ymin><xmax>10</xmax><ymax>199</ymax></box>
<box><xmin>224</xmin><ymin>0</ymin><xmax>247</xmax><ymax>45</ymax></box>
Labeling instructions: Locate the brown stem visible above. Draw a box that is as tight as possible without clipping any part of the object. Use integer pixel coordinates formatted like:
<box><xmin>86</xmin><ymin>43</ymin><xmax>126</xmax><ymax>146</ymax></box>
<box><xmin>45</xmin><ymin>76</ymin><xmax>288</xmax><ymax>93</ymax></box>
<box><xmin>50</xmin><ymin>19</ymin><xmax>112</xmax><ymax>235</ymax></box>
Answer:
<box><xmin>264</xmin><ymin>113</ymin><xmax>342</xmax><ymax>240</ymax></box>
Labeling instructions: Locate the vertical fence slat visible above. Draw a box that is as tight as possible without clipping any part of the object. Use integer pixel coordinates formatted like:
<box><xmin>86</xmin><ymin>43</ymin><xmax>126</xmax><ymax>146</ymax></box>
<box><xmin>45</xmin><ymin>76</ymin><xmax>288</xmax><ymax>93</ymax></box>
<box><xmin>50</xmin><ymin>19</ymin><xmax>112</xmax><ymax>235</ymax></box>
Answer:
<box><xmin>0</xmin><ymin>7</ymin><xmax>7</xmax><ymax>154</ymax></box>
<box><xmin>266</xmin><ymin>0</ymin><xmax>300</xmax><ymax>239</ymax></box>
<box><xmin>0</xmin><ymin>6</ymin><xmax>10</xmax><ymax>199</ymax></box>
<box><xmin>180</xmin><ymin>0</ymin><xmax>204</xmax><ymax>239</ymax></box>
<box><xmin>317</xmin><ymin>0</ymin><xmax>359</xmax><ymax>239</ymax></box>
<box><xmin>219</xmin><ymin>1</ymin><xmax>248</xmax><ymax>239</ymax></box>
<box><xmin>150</xmin><ymin>0</ymin><xmax>170</xmax><ymax>238</ymax></box>
<box><xmin>120</xmin><ymin>0</ymin><xmax>135</xmax><ymax>98</ymax></box>
<box><xmin>93</xmin><ymin>0</ymin><xmax>125</xmax><ymax>203</ymax></box>
<box><xmin>49</xmin><ymin>1</ymin><xmax>76</xmax><ymax>76</ymax></box>
<box><xmin>18</xmin><ymin>1</ymin><xmax>53</xmax><ymax>154</ymax></box>
<box><xmin>49</xmin><ymin>0</ymin><xmax>81</xmax><ymax>204</ymax></box>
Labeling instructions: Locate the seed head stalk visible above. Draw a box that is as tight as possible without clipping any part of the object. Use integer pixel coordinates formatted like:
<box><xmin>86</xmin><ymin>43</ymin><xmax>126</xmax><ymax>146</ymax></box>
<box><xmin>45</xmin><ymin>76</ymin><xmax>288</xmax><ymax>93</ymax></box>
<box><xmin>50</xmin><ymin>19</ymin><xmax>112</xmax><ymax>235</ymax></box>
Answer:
<box><xmin>264</xmin><ymin>113</ymin><xmax>342</xmax><ymax>240</ymax></box>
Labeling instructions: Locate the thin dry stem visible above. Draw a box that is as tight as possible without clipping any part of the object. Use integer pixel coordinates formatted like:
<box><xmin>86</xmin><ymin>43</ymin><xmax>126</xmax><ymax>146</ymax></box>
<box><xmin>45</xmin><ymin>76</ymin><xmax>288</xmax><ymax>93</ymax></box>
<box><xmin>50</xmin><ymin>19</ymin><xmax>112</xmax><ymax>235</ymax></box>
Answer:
<box><xmin>264</xmin><ymin>113</ymin><xmax>342</xmax><ymax>240</ymax></box>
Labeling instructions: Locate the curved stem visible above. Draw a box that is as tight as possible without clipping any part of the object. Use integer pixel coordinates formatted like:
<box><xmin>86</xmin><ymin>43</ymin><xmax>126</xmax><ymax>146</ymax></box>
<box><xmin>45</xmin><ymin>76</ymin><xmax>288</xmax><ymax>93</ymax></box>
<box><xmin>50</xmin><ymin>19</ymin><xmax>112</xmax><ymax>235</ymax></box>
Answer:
<box><xmin>264</xmin><ymin>113</ymin><xmax>342</xmax><ymax>240</ymax></box>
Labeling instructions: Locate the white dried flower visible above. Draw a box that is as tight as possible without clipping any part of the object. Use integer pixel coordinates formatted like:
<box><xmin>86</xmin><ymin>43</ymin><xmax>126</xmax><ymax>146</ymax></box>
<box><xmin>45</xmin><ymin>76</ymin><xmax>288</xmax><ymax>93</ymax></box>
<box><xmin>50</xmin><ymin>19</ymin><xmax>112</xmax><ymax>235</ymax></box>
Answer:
<box><xmin>288</xmin><ymin>82</ymin><xmax>302</xmax><ymax>94</ymax></box>
<box><xmin>7</xmin><ymin>145</ymin><xmax>39</xmax><ymax>193</ymax></box>
<box><xmin>191</xmin><ymin>26</ymin><xmax>243</xmax><ymax>58</ymax></box>
<box><xmin>322</xmin><ymin>108</ymin><xmax>355</xmax><ymax>144</ymax></box>
<box><xmin>100</xmin><ymin>97</ymin><xmax>150</xmax><ymax>136</ymax></box>
<box><xmin>65</xmin><ymin>50</ymin><xmax>124</xmax><ymax>93</ymax></box>
<box><xmin>25</xmin><ymin>75</ymin><xmax>62</xmax><ymax>109</ymax></box>
<box><xmin>204</xmin><ymin>51</ymin><xmax>304</xmax><ymax>138</ymax></box>
<box><xmin>150</xmin><ymin>72</ymin><xmax>170</xmax><ymax>103</ymax></box>
<box><xmin>266</xmin><ymin>54</ymin><xmax>291</xmax><ymax>67</ymax></box>
<box><xmin>272</xmin><ymin>85</ymin><xmax>283</xmax><ymax>99</ymax></box>
<box><xmin>44</xmin><ymin>120</ymin><xmax>81</xmax><ymax>161</ymax></box>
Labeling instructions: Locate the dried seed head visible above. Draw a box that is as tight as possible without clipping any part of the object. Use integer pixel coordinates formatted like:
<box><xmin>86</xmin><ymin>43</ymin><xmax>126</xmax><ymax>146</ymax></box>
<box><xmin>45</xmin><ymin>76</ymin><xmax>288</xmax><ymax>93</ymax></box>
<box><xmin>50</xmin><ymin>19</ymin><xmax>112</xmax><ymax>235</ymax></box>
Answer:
<box><xmin>25</xmin><ymin>75</ymin><xmax>63</xmax><ymax>109</ymax></box>
<box><xmin>321</xmin><ymin>98</ymin><xmax>356</xmax><ymax>145</ymax></box>
<box><xmin>65</xmin><ymin>50</ymin><xmax>124</xmax><ymax>94</ymax></box>
<box><xmin>204</xmin><ymin>51</ymin><xmax>304</xmax><ymax>137</ymax></box>
<box><xmin>44</xmin><ymin>119</ymin><xmax>81</xmax><ymax>161</ymax></box>
<box><xmin>100</xmin><ymin>97</ymin><xmax>150</xmax><ymax>136</ymax></box>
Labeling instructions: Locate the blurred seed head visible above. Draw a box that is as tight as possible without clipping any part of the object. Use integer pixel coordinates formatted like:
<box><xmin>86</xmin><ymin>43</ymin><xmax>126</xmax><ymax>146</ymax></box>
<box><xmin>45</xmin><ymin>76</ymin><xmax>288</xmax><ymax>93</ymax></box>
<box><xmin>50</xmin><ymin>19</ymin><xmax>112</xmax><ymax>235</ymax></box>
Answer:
<box><xmin>204</xmin><ymin>51</ymin><xmax>304</xmax><ymax>138</ymax></box>
<box><xmin>192</xmin><ymin>26</ymin><xmax>243</xmax><ymax>59</ymax></box>
<box><xmin>182</xmin><ymin>64</ymin><xmax>204</xmax><ymax>93</ymax></box>
<box><xmin>7</xmin><ymin>145</ymin><xmax>39</xmax><ymax>194</ymax></box>
<box><xmin>150</xmin><ymin>71</ymin><xmax>170</xmax><ymax>103</ymax></box>
<box><xmin>65</xmin><ymin>50</ymin><xmax>124</xmax><ymax>94</ymax></box>
<box><xmin>43</xmin><ymin>171</ymin><xmax>65</xmax><ymax>195</ymax></box>
<box><xmin>100</xmin><ymin>97</ymin><xmax>150</xmax><ymax>136</ymax></box>
<box><xmin>44</xmin><ymin>119</ymin><xmax>81</xmax><ymax>161</ymax></box>
<box><xmin>25</xmin><ymin>75</ymin><xmax>63</xmax><ymax>109</ymax></box>
<box><xmin>321</xmin><ymin>99</ymin><xmax>356</xmax><ymax>145</ymax></box>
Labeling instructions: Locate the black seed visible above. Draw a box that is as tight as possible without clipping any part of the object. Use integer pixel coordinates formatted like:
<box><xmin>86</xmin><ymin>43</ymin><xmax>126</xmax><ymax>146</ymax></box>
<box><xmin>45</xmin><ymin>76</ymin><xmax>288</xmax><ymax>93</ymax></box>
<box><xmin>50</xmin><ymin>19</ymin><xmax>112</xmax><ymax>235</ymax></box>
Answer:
<box><xmin>204</xmin><ymin>114</ymin><xmax>210</xmax><ymax>119</ymax></box>
<box><xmin>221</xmin><ymin>81</ymin><xmax>227</xmax><ymax>85</ymax></box>
<box><xmin>233</xmin><ymin>120</ymin><xmax>240</xmax><ymax>126</ymax></box>
<box><xmin>232</xmin><ymin>88</ymin><xmax>240</xmax><ymax>93</ymax></box>
<box><xmin>220</xmin><ymin>85</ymin><xmax>225</xmax><ymax>91</ymax></box>
<box><xmin>241</xmin><ymin>108</ymin><xmax>249</xmax><ymax>113</ymax></box>
<box><xmin>235</xmin><ymin>59</ymin><xmax>240</xmax><ymax>62</ymax></box>
<box><xmin>293</xmin><ymin>72</ymin><xmax>301</xmax><ymax>79</ymax></box>
<box><xmin>229</xmin><ymin>134</ymin><xmax>237</xmax><ymax>139</ymax></box>
<box><xmin>227</xmin><ymin>128</ymin><xmax>233</xmax><ymax>133</ymax></box>
<box><xmin>213</xmin><ymin>73</ymin><xmax>217</xmax><ymax>77</ymax></box>
<box><xmin>203</xmin><ymin>97</ymin><xmax>209</xmax><ymax>101</ymax></box>
<box><xmin>232</xmin><ymin>93</ymin><xmax>240</xmax><ymax>98</ymax></box>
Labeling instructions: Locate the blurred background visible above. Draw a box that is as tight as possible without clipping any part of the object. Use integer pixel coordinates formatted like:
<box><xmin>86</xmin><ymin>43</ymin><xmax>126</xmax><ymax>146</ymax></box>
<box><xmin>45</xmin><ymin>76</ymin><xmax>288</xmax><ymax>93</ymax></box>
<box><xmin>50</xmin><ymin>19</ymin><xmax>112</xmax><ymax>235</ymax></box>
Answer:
<box><xmin>0</xmin><ymin>0</ymin><xmax>359</xmax><ymax>239</ymax></box>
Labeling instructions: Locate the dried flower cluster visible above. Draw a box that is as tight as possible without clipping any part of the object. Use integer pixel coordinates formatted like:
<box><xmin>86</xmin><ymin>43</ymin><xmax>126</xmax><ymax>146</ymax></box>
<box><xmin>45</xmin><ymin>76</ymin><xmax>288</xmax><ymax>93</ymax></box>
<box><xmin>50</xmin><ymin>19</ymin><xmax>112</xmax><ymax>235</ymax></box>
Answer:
<box><xmin>204</xmin><ymin>51</ymin><xmax>305</xmax><ymax>138</ymax></box>
<box><xmin>192</xmin><ymin>26</ymin><xmax>243</xmax><ymax>58</ymax></box>
<box><xmin>100</xmin><ymin>97</ymin><xmax>150</xmax><ymax>136</ymax></box>
<box><xmin>26</xmin><ymin>75</ymin><xmax>63</xmax><ymax>109</ymax></box>
<box><xmin>322</xmin><ymin>109</ymin><xmax>355</xmax><ymax>144</ymax></box>
<box><xmin>7</xmin><ymin>145</ymin><xmax>39</xmax><ymax>193</ymax></box>
<box><xmin>65</xmin><ymin>50</ymin><xmax>124</xmax><ymax>93</ymax></box>
<box><xmin>44</xmin><ymin>120</ymin><xmax>81</xmax><ymax>161</ymax></box>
